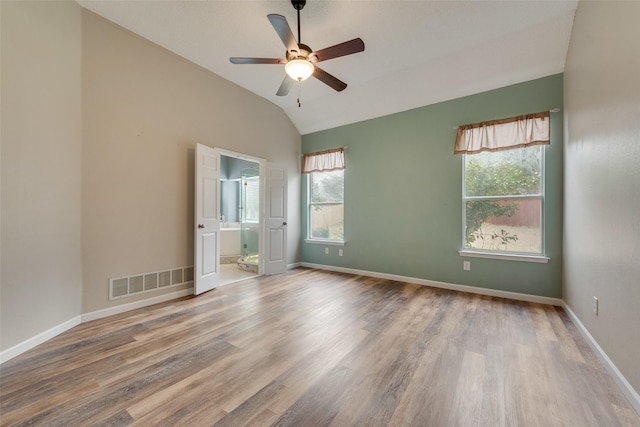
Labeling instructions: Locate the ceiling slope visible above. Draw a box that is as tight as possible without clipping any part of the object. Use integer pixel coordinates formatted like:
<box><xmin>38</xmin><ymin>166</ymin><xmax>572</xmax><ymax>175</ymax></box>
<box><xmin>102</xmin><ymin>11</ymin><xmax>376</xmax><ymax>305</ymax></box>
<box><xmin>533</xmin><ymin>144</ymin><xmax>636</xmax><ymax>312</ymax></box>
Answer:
<box><xmin>77</xmin><ymin>0</ymin><xmax>578</xmax><ymax>135</ymax></box>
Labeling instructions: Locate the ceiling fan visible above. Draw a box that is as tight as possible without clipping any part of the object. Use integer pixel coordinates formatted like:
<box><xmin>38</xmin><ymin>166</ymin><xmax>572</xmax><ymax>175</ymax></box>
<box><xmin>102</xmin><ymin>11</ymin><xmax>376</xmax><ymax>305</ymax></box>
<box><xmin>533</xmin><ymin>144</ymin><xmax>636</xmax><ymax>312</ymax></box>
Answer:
<box><xmin>230</xmin><ymin>0</ymin><xmax>365</xmax><ymax>99</ymax></box>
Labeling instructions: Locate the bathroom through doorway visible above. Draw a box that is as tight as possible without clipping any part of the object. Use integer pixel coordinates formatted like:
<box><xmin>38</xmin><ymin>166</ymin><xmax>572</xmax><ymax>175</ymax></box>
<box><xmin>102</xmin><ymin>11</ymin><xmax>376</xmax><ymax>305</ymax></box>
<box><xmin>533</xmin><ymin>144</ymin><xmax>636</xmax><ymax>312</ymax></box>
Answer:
<box><xmin>219</xmin><ymin>153</ymin><xmax>261</xmax><ymax>286</ymax></box>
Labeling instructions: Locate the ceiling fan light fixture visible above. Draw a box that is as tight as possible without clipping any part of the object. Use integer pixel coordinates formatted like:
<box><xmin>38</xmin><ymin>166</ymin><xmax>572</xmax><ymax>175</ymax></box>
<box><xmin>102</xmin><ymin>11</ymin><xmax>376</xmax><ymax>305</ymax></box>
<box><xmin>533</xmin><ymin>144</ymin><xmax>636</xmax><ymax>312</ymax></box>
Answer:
<box><xmin>285</xmin><ymin>59</ymin><xmax>314</xmax><ymax>81</ymax></box>
<box><xmin>230</xmin><ymin>2</ymin><xmax>364</xmax><ymax>96</ymax></box>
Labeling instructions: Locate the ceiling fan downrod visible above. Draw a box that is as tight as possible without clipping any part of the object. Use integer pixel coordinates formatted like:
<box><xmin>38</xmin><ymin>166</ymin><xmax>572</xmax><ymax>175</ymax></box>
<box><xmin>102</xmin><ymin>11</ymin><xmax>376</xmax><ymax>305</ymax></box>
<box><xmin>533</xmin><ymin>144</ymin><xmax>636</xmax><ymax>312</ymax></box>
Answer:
<box><xmin>291</xmin><ymin>0</ymin><xmax>306</xmax><ymax>44</ymax></box>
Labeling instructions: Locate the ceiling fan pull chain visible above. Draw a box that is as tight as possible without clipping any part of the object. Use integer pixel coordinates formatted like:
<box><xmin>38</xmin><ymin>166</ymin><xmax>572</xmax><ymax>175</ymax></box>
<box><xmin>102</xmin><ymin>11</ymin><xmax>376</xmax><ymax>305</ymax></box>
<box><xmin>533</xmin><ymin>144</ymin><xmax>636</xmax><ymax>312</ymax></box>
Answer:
<box><xmin>297</xmin><ymin>80</ymin><xmax>302</xmax><ymax>107</ymax></box>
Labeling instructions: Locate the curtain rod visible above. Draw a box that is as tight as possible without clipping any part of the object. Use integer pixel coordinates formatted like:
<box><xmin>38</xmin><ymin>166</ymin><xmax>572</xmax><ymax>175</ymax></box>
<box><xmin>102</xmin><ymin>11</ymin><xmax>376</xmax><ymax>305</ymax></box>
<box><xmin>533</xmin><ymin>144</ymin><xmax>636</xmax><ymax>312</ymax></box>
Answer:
<box><xmin>452</xmin><ymin>109</ymin><xmax>560</xmax><ymax>130</ymax></box>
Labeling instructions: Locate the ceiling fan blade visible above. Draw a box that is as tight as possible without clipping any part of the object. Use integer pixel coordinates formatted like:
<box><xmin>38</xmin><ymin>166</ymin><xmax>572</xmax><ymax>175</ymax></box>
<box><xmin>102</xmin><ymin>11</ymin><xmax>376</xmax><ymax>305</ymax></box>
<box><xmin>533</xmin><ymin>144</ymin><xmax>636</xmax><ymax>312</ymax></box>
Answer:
<box><xmin>276</xmin><ymin>75</ymin><xmax>295</xmax><ymax>96</ymax></box>
<box><xmin>230</xmin><ymin>57</ymin><xmax>286</xmax><ymax>65</ymax></box>
<box><xmin>310</xmin><ymin>38</ymin><xmax>365</xmax><ymax>63</ymax></box>
<box><xmin>313</xmin><ymin>66</ymin><xmax>347</xmax><ymax>92</ymax></box>
<box><xmin>267</xmin><ymin>14</ymin><xmax>298</xmax><ymax>54</ymax></box>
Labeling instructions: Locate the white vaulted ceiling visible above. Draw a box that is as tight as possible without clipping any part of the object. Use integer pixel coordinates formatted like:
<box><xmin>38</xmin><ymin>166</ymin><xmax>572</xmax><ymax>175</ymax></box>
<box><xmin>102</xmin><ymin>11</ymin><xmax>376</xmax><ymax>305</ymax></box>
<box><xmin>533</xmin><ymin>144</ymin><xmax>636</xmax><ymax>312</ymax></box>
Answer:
<box><xmin>77</xmin><ymin>0</ymin><xmax>578</xmax><ymax>135</ymax></box>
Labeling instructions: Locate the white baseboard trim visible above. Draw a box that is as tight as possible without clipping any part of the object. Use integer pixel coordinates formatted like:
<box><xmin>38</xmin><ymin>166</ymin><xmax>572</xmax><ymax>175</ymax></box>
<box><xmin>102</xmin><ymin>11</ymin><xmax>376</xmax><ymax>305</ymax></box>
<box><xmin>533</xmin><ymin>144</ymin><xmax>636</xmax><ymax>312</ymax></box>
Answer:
<box><xmin>563</xmin><ymin>303</ymin><xmax>640</xmax><ymax>414</ymax></box>
<box><xmin>81</xmin><ymin>288</ymin><xmax>194</xmax><ymax>323</ymax></box>
<box><xmin>0</xmin><ymin>315</ymin><xmax>82</xmax><ymax>364</ymax></box>
<box><xmin>299</xmin><ymin>263</ymin><xmax>563</xmax><ymax>306</ymax></box>
<box><xmin>288</xmin><ymin>262</ymin><xmax>302</xmax><ymax>269</ymax></box>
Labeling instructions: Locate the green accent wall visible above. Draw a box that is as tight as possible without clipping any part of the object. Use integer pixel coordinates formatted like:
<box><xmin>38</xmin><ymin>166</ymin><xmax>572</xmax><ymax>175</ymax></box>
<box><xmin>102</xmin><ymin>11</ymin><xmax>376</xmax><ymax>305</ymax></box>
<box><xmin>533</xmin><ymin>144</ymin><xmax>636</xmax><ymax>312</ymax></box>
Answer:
<box><xmin>301</xmin><ymin>74</ymin><xmax>563</xmax><ymax>298</ymax></box>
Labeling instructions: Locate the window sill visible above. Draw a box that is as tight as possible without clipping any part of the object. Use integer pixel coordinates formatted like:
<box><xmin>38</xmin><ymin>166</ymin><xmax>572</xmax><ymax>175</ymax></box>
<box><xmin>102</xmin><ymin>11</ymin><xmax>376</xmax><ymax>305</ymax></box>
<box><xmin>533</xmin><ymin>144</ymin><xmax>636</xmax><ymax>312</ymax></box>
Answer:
<box><xmin>459</xmin><ymin>250</ymin><xmax>549</xmax><ymax>263</ymax></box>
<box><xmin>305</xmin><ymin>239</ymin><xmax>345</xmax><ymax>247</ymax></box>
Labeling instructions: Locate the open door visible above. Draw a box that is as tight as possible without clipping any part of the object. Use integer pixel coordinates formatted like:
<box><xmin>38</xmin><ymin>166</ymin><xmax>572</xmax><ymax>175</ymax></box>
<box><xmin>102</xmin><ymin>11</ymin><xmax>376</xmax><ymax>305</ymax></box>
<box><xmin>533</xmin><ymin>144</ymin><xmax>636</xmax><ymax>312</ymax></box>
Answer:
<box><xmin>194</xmin><ymin>144</ymin><xmax>221</xmax><ymax>295</ymax></box>
<box><xmin>264</xmin><ymin>163</ymin><xmax>288</xmax><ymax>275</ymax></box>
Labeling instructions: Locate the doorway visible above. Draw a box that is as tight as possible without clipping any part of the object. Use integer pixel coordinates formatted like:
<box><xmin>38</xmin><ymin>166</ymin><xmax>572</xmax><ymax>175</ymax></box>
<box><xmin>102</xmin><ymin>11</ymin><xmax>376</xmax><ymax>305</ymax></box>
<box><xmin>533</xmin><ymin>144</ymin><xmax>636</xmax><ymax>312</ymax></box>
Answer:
<box><xmin>194</xmin><ymin>144</ymin><xmax>288</xmax><ymax>295</ymax></box>
<box><xmin>219</xmin><ymin>154</ymin><xmax>261</xmax><ymax>286</ymax></box>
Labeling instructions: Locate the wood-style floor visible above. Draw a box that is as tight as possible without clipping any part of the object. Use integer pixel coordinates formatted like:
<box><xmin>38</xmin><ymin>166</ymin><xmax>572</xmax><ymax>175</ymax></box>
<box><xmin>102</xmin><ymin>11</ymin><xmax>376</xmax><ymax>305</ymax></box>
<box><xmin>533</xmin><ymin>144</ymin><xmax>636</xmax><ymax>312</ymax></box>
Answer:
<box><xmin>1</xmin><ymin>268</ymin><xmax>638</xmax><ymax>426</ymax></box>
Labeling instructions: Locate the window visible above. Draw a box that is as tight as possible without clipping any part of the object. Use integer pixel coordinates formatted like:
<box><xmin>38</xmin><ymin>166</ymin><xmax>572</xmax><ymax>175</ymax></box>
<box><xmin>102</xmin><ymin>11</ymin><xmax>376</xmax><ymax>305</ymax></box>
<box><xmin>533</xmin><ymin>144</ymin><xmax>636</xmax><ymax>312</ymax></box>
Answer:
<box><xmin>303</xmin><ymin>148</ymin><xmax>345</xmax><ymax>243</ymax></box>
<box><xmin>308</xmin><ymin>169</ymin><xmax>344</xmax><ymax>241</ymax></box>
<box><xmin>463</xmin><ymin>146</ymin><xmax>544</xmax><ymax>254</ymax></box>
<box><xmin>242</xmin><ymin>176</ymin><xmax>260</xmax><ymax>222</ymax></box>
<box><xmin>456</xmin><ymin>112</ymin><xmax>550</xmax><ymax>257</ymax></box>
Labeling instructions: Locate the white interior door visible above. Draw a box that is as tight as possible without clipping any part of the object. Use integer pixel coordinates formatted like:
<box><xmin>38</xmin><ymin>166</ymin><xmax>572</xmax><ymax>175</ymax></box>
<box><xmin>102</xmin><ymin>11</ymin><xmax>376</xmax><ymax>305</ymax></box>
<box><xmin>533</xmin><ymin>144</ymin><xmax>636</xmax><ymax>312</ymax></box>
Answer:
<box><xmin>264</xmin><ymin>163</ymin><xmax>288</xmax><ymax>275</ymax></box>
<box><xmin>194</xmin><ymin>144</ymin><xmax>220</xmax><ymax>295</ymax></box>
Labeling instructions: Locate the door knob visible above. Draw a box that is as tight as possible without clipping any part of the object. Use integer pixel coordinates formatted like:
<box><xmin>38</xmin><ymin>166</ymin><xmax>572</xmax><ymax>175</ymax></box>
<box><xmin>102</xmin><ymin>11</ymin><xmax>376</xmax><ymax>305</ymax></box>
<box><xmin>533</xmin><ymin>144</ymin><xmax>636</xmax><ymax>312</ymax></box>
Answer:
<box><xmin>198</xmin><ymin>224</ymin><xmax>205</xmax><ymax>229</ymax></box>
<box><xmin>282</xmin><ymin>222</ymin><xmax>288</xmax><ymax>226</ymax></box>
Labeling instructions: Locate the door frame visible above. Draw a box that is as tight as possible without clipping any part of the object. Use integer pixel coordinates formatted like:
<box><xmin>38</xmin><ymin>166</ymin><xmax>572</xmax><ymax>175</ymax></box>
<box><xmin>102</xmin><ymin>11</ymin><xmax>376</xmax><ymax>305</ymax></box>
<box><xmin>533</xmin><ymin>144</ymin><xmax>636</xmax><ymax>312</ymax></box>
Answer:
<box><xmin>215</xmin><ymin>148</ymin><xmax>266</xmax><ymax>275</ymax></box>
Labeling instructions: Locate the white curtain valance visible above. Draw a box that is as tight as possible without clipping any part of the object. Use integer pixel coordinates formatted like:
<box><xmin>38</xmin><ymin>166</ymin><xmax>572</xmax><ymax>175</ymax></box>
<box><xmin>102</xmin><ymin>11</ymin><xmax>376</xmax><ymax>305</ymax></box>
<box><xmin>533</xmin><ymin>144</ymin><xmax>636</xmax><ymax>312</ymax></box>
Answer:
<box><xmin>454</xmin><ymin>111</ymin><xmax>550</xmax><ymax>155</ymax></box>
<box><xmin>302</xmin><ymin>148</ymin><xmax>345</xmax><ymax>174</ymax></box>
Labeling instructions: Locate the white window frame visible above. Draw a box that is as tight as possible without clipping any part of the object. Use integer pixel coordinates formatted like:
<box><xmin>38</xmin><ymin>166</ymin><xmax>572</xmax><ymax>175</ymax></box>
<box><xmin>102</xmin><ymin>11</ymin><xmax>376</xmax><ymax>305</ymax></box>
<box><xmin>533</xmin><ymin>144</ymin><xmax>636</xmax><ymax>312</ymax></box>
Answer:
<box><xmin>460</xmin><ymin>145</ymin><xmax>549</xmax><ymax>263</ymax></box>
<box><xmin>306</xmin><ymin>169</ymin><xmax>345</xmax><ymax>245</ymax></box>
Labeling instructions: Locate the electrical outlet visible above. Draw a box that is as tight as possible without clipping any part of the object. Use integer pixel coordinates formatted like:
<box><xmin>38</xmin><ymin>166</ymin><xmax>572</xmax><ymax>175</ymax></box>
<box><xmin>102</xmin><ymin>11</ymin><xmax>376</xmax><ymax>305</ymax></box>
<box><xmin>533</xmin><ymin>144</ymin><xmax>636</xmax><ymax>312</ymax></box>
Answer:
<box><xmin>324</xmin><ymin>247</ymin><xmax>329</xmax><ymax>255</ymax></box>
<box><xmin>593</xmin><ymin>296</ymin><xmax>598</xmax><ymax>315</ymax></box>
<box><xmin>338</xmin><ymin>249</ymin><xmax>344</xmax><ymax>256</ymax></box>
<box><xmin>463</xmin><ymin>261</ymin><xmax>471</xmax><ymax>271</ymax></box>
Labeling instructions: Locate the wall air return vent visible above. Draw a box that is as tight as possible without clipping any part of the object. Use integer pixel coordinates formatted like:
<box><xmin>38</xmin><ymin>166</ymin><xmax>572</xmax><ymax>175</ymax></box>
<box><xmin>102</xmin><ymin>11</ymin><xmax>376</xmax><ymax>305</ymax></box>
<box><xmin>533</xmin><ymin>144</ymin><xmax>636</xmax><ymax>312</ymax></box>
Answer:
<box><xmin>109</xmin><ymin>266</ymin><xmax>194</xmax><ymax>300</ymax></box>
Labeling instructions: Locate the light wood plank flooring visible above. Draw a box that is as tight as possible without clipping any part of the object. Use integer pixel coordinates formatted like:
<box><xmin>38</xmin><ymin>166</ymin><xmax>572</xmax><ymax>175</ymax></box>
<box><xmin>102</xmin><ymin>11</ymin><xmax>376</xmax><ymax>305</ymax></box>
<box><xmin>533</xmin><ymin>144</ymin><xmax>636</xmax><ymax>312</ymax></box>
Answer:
<box><xmin>1</xmin><ymin>268</ymin><xmax>638</xmax><ymax>426</ymax></box>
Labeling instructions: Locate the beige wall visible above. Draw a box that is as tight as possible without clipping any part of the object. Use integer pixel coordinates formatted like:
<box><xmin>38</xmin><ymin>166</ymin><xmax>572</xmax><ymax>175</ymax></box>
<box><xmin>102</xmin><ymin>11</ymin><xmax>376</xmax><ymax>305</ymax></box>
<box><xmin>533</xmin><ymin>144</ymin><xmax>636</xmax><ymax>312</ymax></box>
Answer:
<box><xmin>1</xmin><ymin>1</ymin><xmax>83</xmax><ymax>351</ymax></box>
<box><xmin>1</xmin><ymin>1</ymin><xmax>300</xmax><ymax>354</ymax></box>
<box><xmin>81</xmin><ymin>11</ymin><xmax>301</xmax><ymax>313</ymax></box>
<box><xmin>564</xmin><ymin>1</ymin><xmax>640</xmax><ymax>394</ymax></box>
